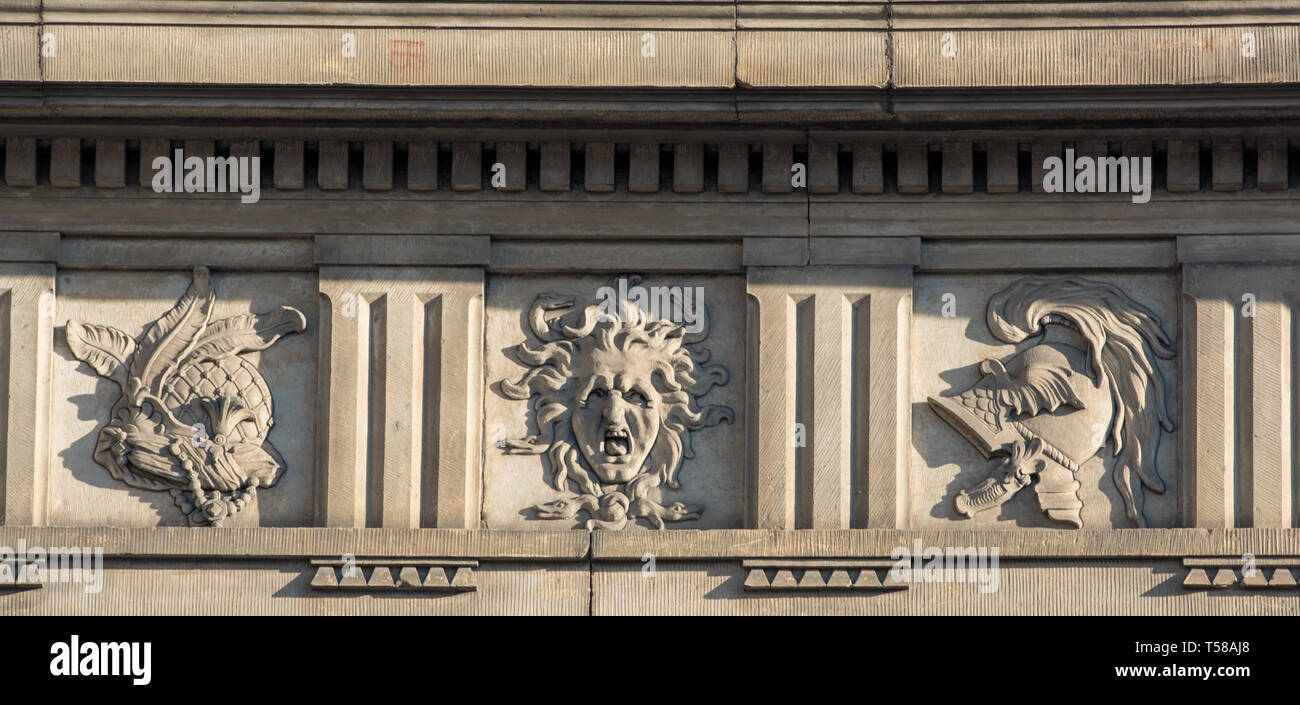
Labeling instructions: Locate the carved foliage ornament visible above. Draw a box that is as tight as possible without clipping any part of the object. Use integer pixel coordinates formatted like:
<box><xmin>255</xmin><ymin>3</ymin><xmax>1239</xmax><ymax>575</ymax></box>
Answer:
<box><xmin>501</xmin><ymin>279</ymin><xmax>733</xmax><ymax>530</ymax></box>
<box><xmin>66</xmin><ymin>267</ymin><xmax>305</xmax><ymax>526</ymax></box>
<box><xmin>928</xmin><ymin>278</ymin><xmax>1176</xmax><ymax>528</ymax></box>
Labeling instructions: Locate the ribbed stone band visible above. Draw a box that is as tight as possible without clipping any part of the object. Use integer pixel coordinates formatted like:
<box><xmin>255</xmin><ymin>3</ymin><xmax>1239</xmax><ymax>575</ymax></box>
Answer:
<box><xmin>1</xmin><ymin>1</ymin><xmax>1298</xmax><ymax>88</ymax></box>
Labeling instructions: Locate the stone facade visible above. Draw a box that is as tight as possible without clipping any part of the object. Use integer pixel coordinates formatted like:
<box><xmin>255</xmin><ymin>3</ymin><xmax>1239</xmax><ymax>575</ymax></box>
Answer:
<box><xmin>1</xmin><ymin>0</ymin><xmax>1298</xmax><ymax>615</ymax></box>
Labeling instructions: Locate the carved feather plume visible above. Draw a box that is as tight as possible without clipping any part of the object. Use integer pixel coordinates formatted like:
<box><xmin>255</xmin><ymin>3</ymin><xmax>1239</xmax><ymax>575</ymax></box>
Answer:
<box><xmin>129</xmin><ymin>266</ymin><xmax>215</xmax><ymax>401</ymax></box>
<box><xmin>181</xmin><ymin>306</ymin><xmax>307</xmax><ymax>367</ymax></box>
<box><xmin>65</xmin><ymin>321</ymin><xmax>137</xmax><ymax>395</ymax></box>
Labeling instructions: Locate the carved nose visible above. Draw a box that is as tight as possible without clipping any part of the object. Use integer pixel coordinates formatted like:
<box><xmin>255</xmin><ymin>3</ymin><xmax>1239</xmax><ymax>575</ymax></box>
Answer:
<box><xmin>602</xmin><ymin>393</ymin><xmax>629</xmax><ymax>426</ymax></box>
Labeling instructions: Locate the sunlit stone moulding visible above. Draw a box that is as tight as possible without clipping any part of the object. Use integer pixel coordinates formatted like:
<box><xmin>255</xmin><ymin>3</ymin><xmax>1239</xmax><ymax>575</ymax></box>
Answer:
<box><xmin>316</xmin><ymin>266</ymin><xmax>485</xmax><ymax>529</ymax></box>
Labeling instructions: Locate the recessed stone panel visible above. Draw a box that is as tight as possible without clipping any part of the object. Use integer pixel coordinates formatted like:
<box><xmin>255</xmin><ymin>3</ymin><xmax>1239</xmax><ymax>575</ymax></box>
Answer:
<box><xmin>911</xmin><ymin>273</ymin><xmax>1180</xmax><ymax>530</ymax></box>
<box><xmin>484</xmin><ymin>273</ymin><xmax>746</xmax><ymax>531</ymax></box>
<box><xmin>51</xmin><ymin>269</ymin><xmax>318</xmax><ymax>528</ymax></box>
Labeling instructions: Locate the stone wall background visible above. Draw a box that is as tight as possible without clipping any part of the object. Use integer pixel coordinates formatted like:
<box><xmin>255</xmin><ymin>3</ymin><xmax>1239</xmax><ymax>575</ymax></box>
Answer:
<box><xmin>1</xmin><ymin>0</ymin><xmax>1298</xmax><ymax>615</ymax></box>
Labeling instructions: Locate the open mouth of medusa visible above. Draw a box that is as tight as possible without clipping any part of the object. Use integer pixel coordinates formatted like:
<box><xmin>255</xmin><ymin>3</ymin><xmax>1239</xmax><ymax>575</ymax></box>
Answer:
<box><xmin>602</xmin><ymin>428</ymin><xmax>632</xmax><ymax>460</ymax></box>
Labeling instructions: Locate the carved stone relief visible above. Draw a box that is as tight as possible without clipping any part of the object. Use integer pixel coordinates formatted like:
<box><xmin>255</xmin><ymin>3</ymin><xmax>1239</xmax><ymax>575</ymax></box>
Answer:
<box><xmin>65</xmin><ymin>266</ymin><xmax>306</xmax><ymax>526</ymax></box>
<box><xmin>927</xmin><ymin>277</ymin><xmax>1176</xmax><ymax>528</ymax></box>
<box><xmin>497</xmin><ymin>276</ymin><xmax>734</xmax><ymax>530</ymax></box>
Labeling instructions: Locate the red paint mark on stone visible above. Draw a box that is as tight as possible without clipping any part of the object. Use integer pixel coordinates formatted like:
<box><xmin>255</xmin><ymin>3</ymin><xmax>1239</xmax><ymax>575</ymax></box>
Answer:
<box><xmin>388</xmin><ymin>39</ymin><xmax>425</xmax><ymax>69</ymax></box>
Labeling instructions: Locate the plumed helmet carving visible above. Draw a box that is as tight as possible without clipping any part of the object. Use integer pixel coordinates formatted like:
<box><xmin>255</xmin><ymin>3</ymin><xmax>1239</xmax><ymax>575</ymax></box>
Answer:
<box><xmin>929</xmin><ymin>277</ymin><xmax>1176</xmax><ymax>528</ymax></box>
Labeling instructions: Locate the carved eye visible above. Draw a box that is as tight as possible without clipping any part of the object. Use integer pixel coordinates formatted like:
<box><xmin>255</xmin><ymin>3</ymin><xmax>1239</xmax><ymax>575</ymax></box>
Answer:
<box><xmin>586</xmin><ymin>387</ymin><xmax>608</xmax><ymax>403</ymax></box>
<box><xmin>627</xmin><ymin>389</ymin><xmax>650</xmax><ymax>406</ymax></box>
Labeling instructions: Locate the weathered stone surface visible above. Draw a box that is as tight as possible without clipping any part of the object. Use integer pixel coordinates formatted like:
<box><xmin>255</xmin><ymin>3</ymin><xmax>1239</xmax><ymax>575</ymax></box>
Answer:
<box><xmin>592</xmin><ymin>559</ymin><xmax>1298</xmax><ymax>615</ymax></box>
<box><xmin>747</xmin><ymin>266</ymin><xmax>913</xmax><ymax>529</ymax></box>
<box><xmin>1181</xmin><ymin>258</ymin><xmax>1300</xmax><ymax>529</ymax></box>
<box><xmin>396</xmin><ymin>566</ymin><xmax>421</xmax><ymax>588</ymax></box>
<box><xmin>2</xmin><ymin>2</ymin><xmax>1299</xmax><ymax>619</ymax></box>
<box><xmin>310</xmin><ymin>566</ymin><xmax>338</xmax><ymax>588</ymax></box>
<box><xmin>317</xmin><ymin>266</ymin><xmax>484</xmax><ymax>529</ymax></box>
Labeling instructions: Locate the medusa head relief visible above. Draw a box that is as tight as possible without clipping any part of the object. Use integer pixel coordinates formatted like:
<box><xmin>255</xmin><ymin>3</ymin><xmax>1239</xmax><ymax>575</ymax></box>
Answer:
<box><xmin>500</xmin><ymin>281</ymin><xmax>733</xmax><ymax>530</ymax></box>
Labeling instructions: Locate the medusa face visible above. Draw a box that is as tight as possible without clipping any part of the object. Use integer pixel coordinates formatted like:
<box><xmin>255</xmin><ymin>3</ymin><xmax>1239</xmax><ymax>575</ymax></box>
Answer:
<box><xmin>501</xmin><ymin>286</ymin><xmax>734</xmax><ymax>529</ymax></box>
<box><xmin>570</xmin><ymin>342</ymin><xmax>663</xmax><ymax>484</ymax></box>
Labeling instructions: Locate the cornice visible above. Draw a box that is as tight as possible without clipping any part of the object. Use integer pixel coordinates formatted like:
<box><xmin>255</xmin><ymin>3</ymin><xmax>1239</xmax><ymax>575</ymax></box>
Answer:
<box><xmin>891</xmin><ymin>1</ymin><xmax>1300</xmax><ymax>29</ymax></box>
<box><xmin>17</xmin><ymin>1</ymin><xmax>1296</xmax><ymax>29</ymax></box>
<box><xmin>1</xmin><ymin>1</ymin><xmax>1297</xmax><ymax>93</ymax></box>
<box><xmin>40</xmin><ymin>1</ymin><xmax>739</xmax><ymax>29</ymax></box>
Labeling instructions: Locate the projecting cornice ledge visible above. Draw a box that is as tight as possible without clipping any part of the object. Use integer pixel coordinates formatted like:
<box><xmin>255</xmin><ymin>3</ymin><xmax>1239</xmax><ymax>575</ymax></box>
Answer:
<box><xmin>0</xmin><ymin>1</ymin><xmax>1297</xmax><ymax>90</ymax></box>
